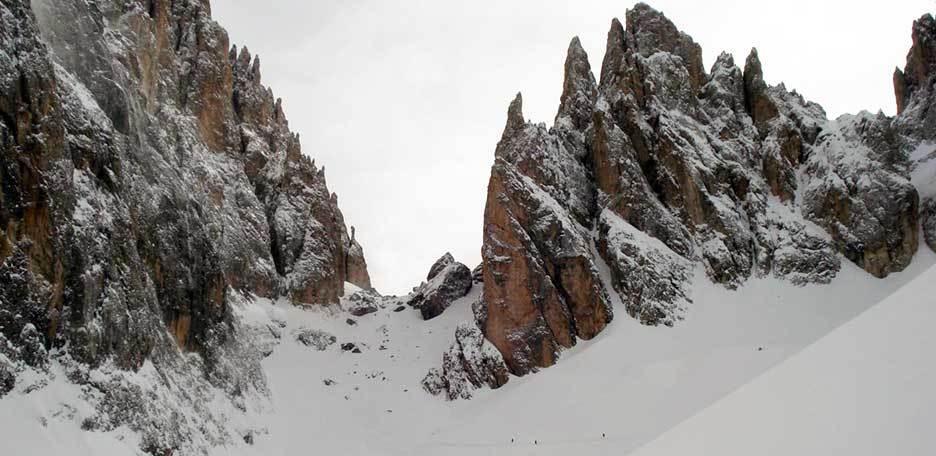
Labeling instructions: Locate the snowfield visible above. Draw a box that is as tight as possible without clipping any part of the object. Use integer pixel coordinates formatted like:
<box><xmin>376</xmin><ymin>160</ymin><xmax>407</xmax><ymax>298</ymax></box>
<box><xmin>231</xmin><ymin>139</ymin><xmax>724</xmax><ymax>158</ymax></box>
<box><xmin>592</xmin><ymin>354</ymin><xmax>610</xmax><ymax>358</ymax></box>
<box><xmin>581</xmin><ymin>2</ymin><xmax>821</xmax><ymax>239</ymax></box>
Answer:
<box><xmin>4</xmin><ymin>247</ymin><xmax>934</xmax><ymax>455</ymax></box>
<box><xmin>632</xmin><ymin>254</ymin><xmax>936</xmax><ymax>456</ymax></box>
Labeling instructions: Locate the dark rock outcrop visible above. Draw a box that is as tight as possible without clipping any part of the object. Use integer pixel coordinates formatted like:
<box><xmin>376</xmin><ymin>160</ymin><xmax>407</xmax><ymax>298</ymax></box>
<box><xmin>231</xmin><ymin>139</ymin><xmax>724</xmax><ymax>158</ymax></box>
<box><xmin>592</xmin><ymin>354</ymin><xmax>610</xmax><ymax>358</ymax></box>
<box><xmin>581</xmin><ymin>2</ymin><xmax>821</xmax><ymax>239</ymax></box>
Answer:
<box><xmin>407</xmin><ymin>253</ymin><xmax>472</xmax><ymax>320</ymax></box>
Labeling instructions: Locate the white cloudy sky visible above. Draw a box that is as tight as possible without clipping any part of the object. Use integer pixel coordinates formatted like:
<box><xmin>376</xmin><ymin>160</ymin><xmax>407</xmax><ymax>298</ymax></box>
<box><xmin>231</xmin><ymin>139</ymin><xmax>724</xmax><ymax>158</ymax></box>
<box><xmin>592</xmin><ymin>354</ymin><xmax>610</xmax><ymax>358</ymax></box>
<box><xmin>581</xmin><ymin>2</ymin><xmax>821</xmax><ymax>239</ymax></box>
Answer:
<box><xmin>211</xmin><ymin>0</ymin><xmax>932</xmax><ymax>294</ymax></box>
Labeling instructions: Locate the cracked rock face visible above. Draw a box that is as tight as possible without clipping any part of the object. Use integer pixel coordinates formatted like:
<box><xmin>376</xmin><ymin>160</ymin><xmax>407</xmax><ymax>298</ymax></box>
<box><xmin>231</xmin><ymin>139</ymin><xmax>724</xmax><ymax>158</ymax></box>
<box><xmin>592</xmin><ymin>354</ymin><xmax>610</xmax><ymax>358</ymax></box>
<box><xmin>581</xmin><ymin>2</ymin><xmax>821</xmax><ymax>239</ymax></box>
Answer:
<box><xmin>0</xmin><ymin>0</ymin><xmax>369</xmax><ymax>452</ymax></box>
<box><xmin>472</xmin><ymin>2</ymin><xmax>926</xmax><ymax>379</ymax></box>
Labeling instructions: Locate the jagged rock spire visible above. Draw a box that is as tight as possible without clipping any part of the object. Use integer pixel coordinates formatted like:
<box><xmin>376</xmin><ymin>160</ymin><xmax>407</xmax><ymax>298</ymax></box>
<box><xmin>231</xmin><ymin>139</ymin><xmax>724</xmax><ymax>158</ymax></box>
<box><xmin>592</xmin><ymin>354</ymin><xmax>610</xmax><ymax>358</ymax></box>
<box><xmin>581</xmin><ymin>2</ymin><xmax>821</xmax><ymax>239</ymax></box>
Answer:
<box><xmin>743</xmin><ymin>48</ymin><xmax>778</xmax><ymax>132</ymax></box>
<box><xmin>903</xmin><ymin>14</ymin><xmax>936</xmax><ymax>88</ymax></box>
<box><xmin>896</xmin><ymin>14</ymin><xmax>936</xmax><ymax>115</ymax></box>
<box><xmin>600</xmin><ymin>18</ymin><xmax>626</xmax><ymax>87</ymax></box>
<box><xmin>712</xmin><ymin>51</ymin><xmax>735</xmax><ymax>72</ymax></box>
<box><xmin>702</xmin><ymin>52</ymin><xmax>748</xmax><ymax>117</ymax></box>
<box><xmin>500</xmin><ymin>92</ymin><xmax>525</xmax><ymax>143</ymax></box>
<box><xmin>556</xmin><ymin>36</ymin><xmax>597</xmax><ymax>130</ymax></box>
<box><xmin>625</xmin><ymin>3</ymin><xmax>706</xmax><ymax>91</ymax></box>
<box><xmin>895</xmin><ymin>68</ymin><xmax>909</xmax><ymax>115</ymax></box>
<box><xmin>251</xmin><ymin>55</ymin><xmax>261</xmax><ymax>82</ymax></box>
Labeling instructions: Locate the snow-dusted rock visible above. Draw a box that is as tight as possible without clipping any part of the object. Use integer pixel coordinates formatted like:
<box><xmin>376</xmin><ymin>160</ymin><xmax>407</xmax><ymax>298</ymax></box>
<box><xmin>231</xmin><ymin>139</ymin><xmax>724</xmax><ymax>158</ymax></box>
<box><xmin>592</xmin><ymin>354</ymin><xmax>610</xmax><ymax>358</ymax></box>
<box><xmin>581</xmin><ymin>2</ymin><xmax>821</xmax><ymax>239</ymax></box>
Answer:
<box><xmin>895</xmin><ymin>14</ymin><xmax>936</xmax><ymax>137</ymax></box>
<box><xmin>470</xmin><ymin>2</ymin><xmax>924</xmax><ymax>382</ymax></box>
<box><xmin>482</xmin><ymin>90</ymin><xmax>612</xmax><ymax>375</ymax></box>
<box><xmin>0</xmin><ymin>0</ymin><xmax>368</xmax><ymax>452</ymax></box>
<box><xmin>596</xmin><ymin>210</ymin><xmax>692</xmax><ymax>326</ymax></box>
<box><xmin>895</xmin><ymin>13</ymin><xmax>936</xmax><ymax>256</ymax></box>
<box><xmin>802</xmin><ymin>113</ymin><xmax>918</xmax><ymax>277</ymax></box>
<box><xmin>346</xmin><ymin>288</ymin><xmax>380</xmax><ymax>316</ymax></box>
<box><xmin>295</xmin><ymin>328</ymin><xmax>337</xmax><ymax>351</ymax></box>
<box><xmin>422</xmin><ymin>323</ymin><xmax>509</xmax><ymax>400</ymax></box>
<box><xmin>407</xmin><ymin>253</ymin><xmax>472</xmax><ymax>320</ymax></box>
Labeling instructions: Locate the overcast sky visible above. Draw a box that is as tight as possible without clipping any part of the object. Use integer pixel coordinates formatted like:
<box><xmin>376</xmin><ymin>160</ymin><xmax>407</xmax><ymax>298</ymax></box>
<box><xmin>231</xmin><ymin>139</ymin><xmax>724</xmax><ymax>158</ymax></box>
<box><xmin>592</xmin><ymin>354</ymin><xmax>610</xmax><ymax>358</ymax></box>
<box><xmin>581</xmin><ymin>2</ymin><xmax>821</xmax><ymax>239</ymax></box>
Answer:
<box><xmin>211</xmin><ymin>0</ymin><xmax>932</xmax><ymax>294</ymax></box>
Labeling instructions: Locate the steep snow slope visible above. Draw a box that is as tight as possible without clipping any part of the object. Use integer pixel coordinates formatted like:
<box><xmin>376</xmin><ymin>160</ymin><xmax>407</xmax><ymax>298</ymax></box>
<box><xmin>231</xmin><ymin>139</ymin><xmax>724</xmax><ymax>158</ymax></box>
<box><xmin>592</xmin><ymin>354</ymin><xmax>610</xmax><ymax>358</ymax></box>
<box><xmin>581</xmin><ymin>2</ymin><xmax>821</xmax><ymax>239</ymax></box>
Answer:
<box><xmin>630</xmin><ymin>258</ymin><xmax>936</xmax><ymax>456</ymax></box>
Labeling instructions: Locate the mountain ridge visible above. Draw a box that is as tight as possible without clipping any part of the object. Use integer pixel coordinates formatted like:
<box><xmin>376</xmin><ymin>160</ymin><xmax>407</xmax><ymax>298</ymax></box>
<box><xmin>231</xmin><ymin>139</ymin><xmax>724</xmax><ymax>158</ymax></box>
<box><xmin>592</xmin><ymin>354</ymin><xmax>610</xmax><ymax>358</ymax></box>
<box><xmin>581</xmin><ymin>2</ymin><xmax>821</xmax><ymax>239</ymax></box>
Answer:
<box><xmin>426</xmin><ymin>2</ymin><xmax>936</xmax><ymax>398</ymax></box>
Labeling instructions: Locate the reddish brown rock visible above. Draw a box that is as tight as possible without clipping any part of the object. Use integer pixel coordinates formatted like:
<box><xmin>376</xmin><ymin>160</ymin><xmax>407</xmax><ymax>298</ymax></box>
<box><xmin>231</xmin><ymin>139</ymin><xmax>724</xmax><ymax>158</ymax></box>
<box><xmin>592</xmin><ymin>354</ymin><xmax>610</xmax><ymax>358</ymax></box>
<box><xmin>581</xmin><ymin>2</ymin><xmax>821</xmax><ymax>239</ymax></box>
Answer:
<box><xmin>743</xmin><ymin>48</ymin><xmax>780</xmax><ymax>133</ymax></box>
<box><xmin>345</xmin><ymin>226</ymin><xmax>372</xmax><ymax>290</ymax></box>
<box><xmin>895</xmin><ymin>68</ymin><xmax>909</xmax><ymax>115</ymax></box>
<box><xmin>481</xmin><ymin>93</ymin><xmax>611</xmax><ymax>375</ymax></box>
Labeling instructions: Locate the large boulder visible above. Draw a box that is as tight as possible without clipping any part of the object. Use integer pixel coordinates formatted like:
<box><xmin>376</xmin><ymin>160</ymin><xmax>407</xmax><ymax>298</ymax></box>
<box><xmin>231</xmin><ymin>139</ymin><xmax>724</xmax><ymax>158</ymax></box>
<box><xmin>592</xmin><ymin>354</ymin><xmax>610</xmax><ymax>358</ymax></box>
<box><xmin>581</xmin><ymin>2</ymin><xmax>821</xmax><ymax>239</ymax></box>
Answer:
<box><xmin>346</xmin><ymin>288</ymin><xmax>380</xmax><ymax>316</ymax></box>
<box><xmin>407</xmin><ymin>253</ymin><xmax>472</xmax><ymax>320</ymax></box>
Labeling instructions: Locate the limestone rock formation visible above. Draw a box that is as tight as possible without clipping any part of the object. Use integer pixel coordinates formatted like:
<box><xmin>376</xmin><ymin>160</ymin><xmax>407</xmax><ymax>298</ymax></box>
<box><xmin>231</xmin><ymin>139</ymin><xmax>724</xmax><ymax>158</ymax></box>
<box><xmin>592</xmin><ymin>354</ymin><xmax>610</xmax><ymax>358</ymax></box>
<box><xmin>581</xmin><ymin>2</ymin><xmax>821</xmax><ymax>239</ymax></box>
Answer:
<box><xmin>466</xmin><ymin>2</ymin><xmax>924</xmax><ymax>381</ymax></box>
<box><xmin>407</xmin><ymin>253</ymin><xmax>472</xmax><ymax>320</ymax></box>
<box><xmin>0</xmin><ymin>0</ymin><xmax>369</xmax><ymax>452</ymax></box>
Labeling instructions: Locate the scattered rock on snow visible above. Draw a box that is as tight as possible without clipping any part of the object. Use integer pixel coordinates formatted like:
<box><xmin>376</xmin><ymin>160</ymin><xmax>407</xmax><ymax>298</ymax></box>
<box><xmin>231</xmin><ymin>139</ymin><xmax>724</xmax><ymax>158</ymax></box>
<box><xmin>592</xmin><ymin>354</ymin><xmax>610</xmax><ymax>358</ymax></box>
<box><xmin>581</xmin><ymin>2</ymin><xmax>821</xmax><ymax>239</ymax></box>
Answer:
<box><xmin>346</xmin><ymin>289</ymin><xmax>380</xmax><ymax>316</ymax></box>
<box><xmin>295</xmin><ymin>329</ymin><xmax>337</xmax><ymax>351</ymax></box>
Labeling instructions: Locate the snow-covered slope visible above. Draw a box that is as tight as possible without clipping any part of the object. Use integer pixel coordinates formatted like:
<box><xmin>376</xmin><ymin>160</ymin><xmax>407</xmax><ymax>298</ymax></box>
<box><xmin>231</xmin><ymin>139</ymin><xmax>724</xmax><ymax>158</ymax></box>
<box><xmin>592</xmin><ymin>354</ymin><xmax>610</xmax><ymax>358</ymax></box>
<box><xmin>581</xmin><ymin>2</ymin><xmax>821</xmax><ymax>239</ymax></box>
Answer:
<box><xmin>6</xmin><ymin>248</ymin><xmax>932</xmax><ymax>455</ymax></box>
<box><xmin>630</xmin><ymin>258</ymin><xmax>936</xmax><ymax>456</ymax></box>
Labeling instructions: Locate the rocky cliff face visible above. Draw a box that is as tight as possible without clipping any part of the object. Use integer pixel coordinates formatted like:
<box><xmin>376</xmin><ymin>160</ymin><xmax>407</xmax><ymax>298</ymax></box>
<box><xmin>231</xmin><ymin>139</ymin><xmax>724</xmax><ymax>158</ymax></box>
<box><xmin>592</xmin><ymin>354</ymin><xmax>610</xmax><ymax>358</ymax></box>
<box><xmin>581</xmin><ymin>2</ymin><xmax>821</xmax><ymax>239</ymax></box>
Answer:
<box><xmin>895</xmin><ymin>13</ymin><xmax>936</xmax><ymax>253</ymax></box>
<box><xmin>424</xmin><ymin>3</ymin><xmax>934</xmax><ymax>398</ymax></box>
<box><xmin>0</xmin><ymin>0</ymin><xmax>369</xmax><ymax>452</ymax></box>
